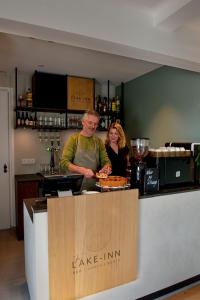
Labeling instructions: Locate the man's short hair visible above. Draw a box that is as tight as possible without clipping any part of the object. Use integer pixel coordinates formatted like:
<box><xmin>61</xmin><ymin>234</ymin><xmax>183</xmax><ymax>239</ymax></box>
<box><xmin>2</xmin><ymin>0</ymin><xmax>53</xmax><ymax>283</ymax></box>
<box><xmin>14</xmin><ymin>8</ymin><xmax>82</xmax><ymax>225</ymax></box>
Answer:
<box><xmin>82</xmin><ymin>110</ymin><xmax>100</xmax><ymax>121</ymax></box>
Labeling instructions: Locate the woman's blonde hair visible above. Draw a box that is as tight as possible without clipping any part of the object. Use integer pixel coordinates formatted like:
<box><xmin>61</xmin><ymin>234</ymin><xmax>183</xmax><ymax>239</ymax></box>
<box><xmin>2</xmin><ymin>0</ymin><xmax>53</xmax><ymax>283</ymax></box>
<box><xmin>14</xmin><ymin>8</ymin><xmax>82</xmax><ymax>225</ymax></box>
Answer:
<box><xmin>105</xmin><ymin>122</ymin><xmax>126</xmax><ymax>148</ymax></box>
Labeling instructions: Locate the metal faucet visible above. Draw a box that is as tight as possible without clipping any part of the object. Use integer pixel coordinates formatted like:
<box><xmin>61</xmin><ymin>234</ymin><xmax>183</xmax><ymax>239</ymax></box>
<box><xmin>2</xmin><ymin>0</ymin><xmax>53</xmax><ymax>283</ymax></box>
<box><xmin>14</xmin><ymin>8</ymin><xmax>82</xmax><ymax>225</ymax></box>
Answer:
<box><xmin>47</xmin><ymin>139</ymin><xmax>61</xmax><ymax>174</ymax></box>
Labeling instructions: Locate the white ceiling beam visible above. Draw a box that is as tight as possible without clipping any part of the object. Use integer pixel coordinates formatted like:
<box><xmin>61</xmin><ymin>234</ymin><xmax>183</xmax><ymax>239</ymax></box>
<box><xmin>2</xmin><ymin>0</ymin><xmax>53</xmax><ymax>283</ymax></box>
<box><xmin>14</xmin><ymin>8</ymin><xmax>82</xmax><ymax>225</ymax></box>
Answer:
<box><xmin>154</xmin><ymin>0</ymin><xmax>200</xmax><ymax>31</ymax></box>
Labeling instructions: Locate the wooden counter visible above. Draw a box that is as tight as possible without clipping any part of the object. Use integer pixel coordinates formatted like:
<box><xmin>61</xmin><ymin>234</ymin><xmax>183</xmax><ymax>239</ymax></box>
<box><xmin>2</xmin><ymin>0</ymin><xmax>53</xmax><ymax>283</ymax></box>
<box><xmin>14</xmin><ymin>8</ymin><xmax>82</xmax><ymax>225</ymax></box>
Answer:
<box><xmin>24</xmin><ymin>189</ymin><xmax>138</xmax><ymax>300</ymax></box>
<box><xmin>24</xmin><ymin>187</ymin><xmax>200</xmax><ymax>300</ymax></box>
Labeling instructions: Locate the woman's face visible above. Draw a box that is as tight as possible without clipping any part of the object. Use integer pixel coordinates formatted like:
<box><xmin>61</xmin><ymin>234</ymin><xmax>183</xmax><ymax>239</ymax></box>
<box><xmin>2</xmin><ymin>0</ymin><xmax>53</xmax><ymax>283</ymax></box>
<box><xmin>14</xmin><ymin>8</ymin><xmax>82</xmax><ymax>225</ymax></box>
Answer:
<box><xmin>109</xmin><ymin>128</ymin><xmax>119</xmax><ymax>144</ymax></box>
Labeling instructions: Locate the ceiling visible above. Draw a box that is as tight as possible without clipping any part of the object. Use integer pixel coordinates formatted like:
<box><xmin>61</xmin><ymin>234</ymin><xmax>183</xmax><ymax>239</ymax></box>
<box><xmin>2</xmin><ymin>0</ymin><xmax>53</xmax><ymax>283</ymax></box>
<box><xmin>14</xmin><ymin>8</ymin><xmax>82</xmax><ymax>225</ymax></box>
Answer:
<box><xmin>0</xmin><ymin>33</ymin><xmax>161</xmax><ymax>85</ymax></box>
<box><xmin>1</xmin><ymin>0</ymin><xmax>200</xmax><ymax>85</ymax></box>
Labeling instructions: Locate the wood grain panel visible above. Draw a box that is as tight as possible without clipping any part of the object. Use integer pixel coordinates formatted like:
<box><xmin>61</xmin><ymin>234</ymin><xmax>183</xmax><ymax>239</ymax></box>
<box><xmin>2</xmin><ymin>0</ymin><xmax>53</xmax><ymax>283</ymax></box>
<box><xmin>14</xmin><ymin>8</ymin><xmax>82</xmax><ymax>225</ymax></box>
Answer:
<box><xmin>166</xmin><ymin>285</ymin><xmax>200</xmax><ymax>299</ymax></box>
<box><xmin>67</xmin><ymin>76</ymin><xmax>94</xmax><ymax>111</ymax></box>
<box><xmin>48</xmin><ymin>189</ymin><xmax>138</xmax><ymax>300</ymax></box>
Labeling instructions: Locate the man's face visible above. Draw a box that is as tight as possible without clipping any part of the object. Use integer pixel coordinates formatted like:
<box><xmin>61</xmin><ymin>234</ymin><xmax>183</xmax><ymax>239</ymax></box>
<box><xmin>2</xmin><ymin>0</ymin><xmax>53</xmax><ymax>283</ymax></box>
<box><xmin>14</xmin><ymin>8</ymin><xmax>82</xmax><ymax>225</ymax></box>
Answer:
<box><xmin>82</xmin><ymin>115</ymin><xmax>99</xmax><ymax>136</ymax></box>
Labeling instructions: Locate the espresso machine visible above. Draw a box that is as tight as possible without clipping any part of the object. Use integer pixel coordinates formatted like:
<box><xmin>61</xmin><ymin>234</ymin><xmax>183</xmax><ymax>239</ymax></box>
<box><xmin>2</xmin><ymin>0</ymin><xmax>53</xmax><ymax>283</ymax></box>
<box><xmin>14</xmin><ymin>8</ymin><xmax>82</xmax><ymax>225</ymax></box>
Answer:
<box><xmin>130</xmin><ymin>138</ymin><xmax>150</xmax><ymax>193</ymax></box>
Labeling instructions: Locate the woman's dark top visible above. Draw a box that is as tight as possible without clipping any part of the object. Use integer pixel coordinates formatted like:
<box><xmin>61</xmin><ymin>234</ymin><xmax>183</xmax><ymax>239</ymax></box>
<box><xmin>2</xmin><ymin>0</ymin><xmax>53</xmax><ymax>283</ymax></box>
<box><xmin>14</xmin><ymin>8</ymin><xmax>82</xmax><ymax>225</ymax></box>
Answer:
<box><xmin>106</xmin><ymin>145</ymin><xmax>129</xmax><ymax>176</ymax></box>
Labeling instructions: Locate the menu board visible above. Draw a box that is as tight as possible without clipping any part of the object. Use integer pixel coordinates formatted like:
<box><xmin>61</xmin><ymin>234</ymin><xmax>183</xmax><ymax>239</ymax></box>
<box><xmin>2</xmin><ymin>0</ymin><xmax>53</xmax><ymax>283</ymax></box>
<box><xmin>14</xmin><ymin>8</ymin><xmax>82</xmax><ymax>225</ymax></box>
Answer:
<box><xmin>144</xmin><ymin>168</ymin><xmax>159</xmax><ymax>193</ymax></box>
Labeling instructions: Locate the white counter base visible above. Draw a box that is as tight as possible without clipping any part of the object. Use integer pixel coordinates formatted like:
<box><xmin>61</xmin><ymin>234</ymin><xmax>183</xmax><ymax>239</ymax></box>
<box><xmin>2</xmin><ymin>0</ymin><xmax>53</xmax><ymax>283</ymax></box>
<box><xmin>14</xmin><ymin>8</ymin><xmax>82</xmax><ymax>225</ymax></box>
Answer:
<box><xmin>24</xmin><ymin>206</ymin><xmax>49</xmax><ymax>300</ymax></box>
<box><xmin>24</xmin><ymin>190</ymin><xmax>200</xmax><ymax>300</ymax></box>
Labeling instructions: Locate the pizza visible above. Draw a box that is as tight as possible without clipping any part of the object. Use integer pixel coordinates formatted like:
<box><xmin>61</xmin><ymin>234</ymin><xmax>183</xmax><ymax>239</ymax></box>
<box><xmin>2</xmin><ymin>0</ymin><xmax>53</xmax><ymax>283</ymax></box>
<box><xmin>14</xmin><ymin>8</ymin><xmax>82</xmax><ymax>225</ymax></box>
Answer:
<box><xmin>99</xmin><ymin>176</ymin><xmax>128</xmax><ymax>187</ymax></box>
<box><xmin>96</xmin><ymin>172</ymin><xmax>108</xmax><ymax>179</ymax></box>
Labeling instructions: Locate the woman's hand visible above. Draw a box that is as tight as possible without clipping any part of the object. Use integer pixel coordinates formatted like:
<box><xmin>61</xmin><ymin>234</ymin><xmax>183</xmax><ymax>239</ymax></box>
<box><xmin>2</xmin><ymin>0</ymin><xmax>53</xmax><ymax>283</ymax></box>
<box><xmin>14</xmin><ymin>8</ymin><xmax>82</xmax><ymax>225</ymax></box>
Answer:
<box><xmin>99</xmin><ymin>164</ymin><xmax>112</xmax><ymax>175</ymax></box>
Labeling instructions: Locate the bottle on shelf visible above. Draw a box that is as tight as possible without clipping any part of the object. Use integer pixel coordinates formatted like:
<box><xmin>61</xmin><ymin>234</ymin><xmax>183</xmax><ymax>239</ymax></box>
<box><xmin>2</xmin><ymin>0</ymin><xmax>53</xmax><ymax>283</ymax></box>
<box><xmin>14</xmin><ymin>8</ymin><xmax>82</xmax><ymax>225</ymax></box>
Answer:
<box><xmin>25</xmin><ymin>112</ymin><xmax>29</xmax><ymax>127</ymax></box>
<box><xmin>16</xmin><ymin>111</ymin><xmax>21</xmax><ymax>127</ymax></box>
<box><xmin>21</xmin><ymin>112</ymin><xmax>25</xmax><ymax>127</ymax></box>
<box><xmin>102</xmin><ymin>97</ymin><xmax>108</xmax><ymax>113</ymax></box>
<box><xmin>116</xmin><ymin>96</ymin><xmax>120</xmax><ymax>113</ymax></box>
<box><xmin>33</xmin><ymin>114</ymin><xmax>37</xmax><ymax>128</ymax></box>
<box><xmin>38</xmin><ymin>115</ymin><xmax>43</xmax><ymax>128</ymax></box>
<box><xmin>28</xmin><ymin>114</ymin><xmax>34</xmax><ymax>127</ymax></box>
<box><xmin>96</xmin><ymin>95</ymin><xmax>102</xmax><ymax>113</ymax></box>
<box><xmin>18</xmin><ymin>95</ymin><xmax>26</xmax><ymax>107</ymax></box>
<box><xmin>25</xmin><ymin>88</ymin><xmax>33</xmax><ymax>107</ymax></box>
<box><xmin>111</xmin><ymin>97</ymin><xmax>117</xmax><ymax>112</ymax></box>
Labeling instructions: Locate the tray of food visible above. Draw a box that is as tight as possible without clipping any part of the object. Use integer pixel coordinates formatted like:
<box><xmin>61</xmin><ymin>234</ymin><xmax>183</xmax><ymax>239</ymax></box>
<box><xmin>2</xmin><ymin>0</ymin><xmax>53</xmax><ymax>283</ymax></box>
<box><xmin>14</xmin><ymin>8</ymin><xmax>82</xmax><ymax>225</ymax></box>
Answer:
<box><xmin>96</xmin><ymin>175</ymin><xmax>129</xmax><ymax>190</ymax></box>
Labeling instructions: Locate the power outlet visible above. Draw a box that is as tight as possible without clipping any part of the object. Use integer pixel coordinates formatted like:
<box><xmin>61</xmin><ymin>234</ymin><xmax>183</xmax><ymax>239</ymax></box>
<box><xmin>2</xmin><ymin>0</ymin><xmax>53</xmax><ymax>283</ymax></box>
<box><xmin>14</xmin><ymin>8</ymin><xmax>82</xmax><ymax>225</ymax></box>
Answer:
<box><xmin>21</xmin><ymin>158</ymin><xmax>36</xmax><ymax>165</ymax></box>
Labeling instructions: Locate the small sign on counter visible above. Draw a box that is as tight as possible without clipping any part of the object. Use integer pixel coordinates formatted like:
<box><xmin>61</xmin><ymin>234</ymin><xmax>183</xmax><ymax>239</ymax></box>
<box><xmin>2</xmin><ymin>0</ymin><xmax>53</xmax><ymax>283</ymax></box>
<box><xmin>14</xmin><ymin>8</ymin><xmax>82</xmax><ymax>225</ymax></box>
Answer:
<box><xmin>144</xmin><ymin>168</ymin><xmax>159</xmax><ymax>193</ymax></box>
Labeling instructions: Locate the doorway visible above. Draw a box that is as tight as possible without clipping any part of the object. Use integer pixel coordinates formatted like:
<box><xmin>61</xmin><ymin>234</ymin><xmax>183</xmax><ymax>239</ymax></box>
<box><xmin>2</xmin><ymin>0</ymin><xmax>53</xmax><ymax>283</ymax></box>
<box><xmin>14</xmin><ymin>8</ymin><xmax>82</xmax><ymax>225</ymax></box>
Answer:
<box><xmin>0</xmin><ymin>87</ymin><xmax>14</xmax><ymax>229</ymax></box>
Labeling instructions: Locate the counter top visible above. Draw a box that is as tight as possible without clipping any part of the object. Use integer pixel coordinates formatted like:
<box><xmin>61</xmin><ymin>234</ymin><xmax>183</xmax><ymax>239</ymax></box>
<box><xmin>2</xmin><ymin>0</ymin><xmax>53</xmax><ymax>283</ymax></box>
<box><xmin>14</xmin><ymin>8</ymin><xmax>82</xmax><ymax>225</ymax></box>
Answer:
<box><xmin>15</xmin><ymin>173</ymin><xmax>43</xmax><ymax>182</ymax></box>
<box><xmin>24</xmin><ymin>197</ymin><xmax>47</xmax><ymax>222</ymax></box>
<box><xmin>24</xmin><ymin>184</ymin><xmax>200</xmax><ymax>223</ymax></box>
<box><xmin>140</xmin><ymin>183</ymin><xmax>200</xmax><ymax>198</ymax></box>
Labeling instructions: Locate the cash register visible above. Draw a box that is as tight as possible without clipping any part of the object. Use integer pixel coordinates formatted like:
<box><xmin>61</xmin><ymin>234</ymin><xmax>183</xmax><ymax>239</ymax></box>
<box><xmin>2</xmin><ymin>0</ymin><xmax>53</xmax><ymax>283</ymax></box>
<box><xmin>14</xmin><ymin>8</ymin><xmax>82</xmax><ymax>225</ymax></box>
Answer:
<box><xmin>40</xmin><ymin>174</ymin><xmax>84</xmax><ymax>196</ymax></box>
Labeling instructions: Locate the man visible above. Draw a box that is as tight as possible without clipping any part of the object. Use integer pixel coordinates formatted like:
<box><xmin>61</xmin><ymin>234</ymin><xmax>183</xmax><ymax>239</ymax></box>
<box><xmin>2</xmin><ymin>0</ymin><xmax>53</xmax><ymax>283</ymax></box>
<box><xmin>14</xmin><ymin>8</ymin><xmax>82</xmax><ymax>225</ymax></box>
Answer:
<box><xmin>60</xmin><ymin>110</ymin><xmax>111</xmax><ymax>190</ymax></box>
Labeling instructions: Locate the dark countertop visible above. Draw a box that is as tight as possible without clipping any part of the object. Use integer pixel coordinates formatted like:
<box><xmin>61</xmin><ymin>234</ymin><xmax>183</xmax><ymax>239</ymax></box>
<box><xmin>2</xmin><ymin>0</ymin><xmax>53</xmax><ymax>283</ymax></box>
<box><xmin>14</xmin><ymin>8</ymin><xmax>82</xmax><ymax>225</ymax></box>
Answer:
<box><xmin>140</xmin><ymin>183</ymin><xmax>200</xmax><ymax>198</ymax></box>
<box><xmin>15</xmin><ymin>173</ymin><xmax>43</xmax><ymax>182</ymax></box>
<box><xmin>24</xmin><ymin>197</ymin><xmax>47</xmax><ymax>222</ymax></box>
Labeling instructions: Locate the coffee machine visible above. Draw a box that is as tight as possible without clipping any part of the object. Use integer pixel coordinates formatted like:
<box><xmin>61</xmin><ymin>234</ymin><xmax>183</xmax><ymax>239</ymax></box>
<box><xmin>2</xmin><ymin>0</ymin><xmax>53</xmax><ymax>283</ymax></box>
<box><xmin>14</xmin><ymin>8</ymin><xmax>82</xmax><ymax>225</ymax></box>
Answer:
<box><xmin>130</xmin><ymin>138</ymin><xmax>149</xmax><ymax>193</ymax></box>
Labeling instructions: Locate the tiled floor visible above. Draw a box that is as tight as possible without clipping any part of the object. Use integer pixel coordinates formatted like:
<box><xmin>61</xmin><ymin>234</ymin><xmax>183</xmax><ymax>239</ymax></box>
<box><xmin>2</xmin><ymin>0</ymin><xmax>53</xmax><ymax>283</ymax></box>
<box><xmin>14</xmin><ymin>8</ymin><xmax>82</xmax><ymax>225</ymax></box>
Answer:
<box><xmin>0</xmin><ymin>229</ymin><xmax>30</xmax><ymax>300</ymax></box>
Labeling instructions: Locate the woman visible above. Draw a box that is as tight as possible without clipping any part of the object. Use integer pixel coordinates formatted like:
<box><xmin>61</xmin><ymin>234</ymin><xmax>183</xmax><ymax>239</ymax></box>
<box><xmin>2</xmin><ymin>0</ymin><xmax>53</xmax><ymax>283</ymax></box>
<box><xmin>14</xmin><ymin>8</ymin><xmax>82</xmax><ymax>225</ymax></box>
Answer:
<box><xmin>105</xmin><ymin>122</ymin><xmax>129</xmax><ymax>177</ymax></box>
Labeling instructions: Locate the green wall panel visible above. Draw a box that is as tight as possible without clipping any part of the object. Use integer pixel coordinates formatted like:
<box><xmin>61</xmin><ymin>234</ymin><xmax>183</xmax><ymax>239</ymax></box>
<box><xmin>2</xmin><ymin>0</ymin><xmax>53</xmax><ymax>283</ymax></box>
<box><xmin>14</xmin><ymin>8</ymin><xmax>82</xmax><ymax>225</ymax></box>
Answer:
<box><xmin>124</xmin><ymin>66</ymin><xmax>200</xmax><ymax>147</ymax></box>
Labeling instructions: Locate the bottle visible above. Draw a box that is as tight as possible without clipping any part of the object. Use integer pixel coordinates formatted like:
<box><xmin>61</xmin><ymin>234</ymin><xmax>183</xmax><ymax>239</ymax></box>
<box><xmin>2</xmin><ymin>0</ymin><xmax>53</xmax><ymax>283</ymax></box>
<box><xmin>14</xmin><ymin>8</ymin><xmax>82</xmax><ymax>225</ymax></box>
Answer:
<box><xmin>116</xmin><ymin>96</ymin><xmax>120</xmax><ymax>113</ymax></box>
<box><xmin>29</xmin><ymin>115</ymin><xmax>34</xmax><ymax>127</ymax></box>
<box><xmin>44</xmin><ymin>115</ymin><xmax>48</xmax><ymax>127</ymax></box>
<box><xmin>103</xmin><ymin>97</ymin><xmax>108</xmax><ymax>112</ymax></box>
<box><xmin>108</xmin><ymin>98</ymin><xmax>112</xmax><ymax>112</ymax></box>
<box><xmin>57</xmin><ymin>115</ymin><xmax>61</xmax><ymax>128</ymax></box>
<box><xmin>21</xmin><ymin>112</ymin><xmax>25</xmax><ymax>127</ymax></box>
<box><xmin>49</xmin><ymin>116</ymin><xmax>53</xmax><ymax>127</ymax></box>
<box><xmin>33</xmin><ymin>114</ymin><xmax>37</xmax><ymax>128</ymax></box>
<box><xmin>97</xmin><ymin>96</ymin><xmax>102</xmax><ymax>112</ymax></box>
<box><xmin>25</xmin><ymin>88</ymin><xmax>32</xmax><ymax>107</ymax></box>
<box><xmin>38</xmin><ymin>115</ymin><xmax>43</xmax><ymax>128</ymax></box>
<box><xmin>25</xmin><ymin>112</ymin><xmax>29</xmax><ymax>127</ymax></box>
<box><xmin>111</xmin><ymin>97</ymin><xmax>116</xmax><ymax>112</ymax></box>
<box><xmin>16</xmin><ymin>112</ymin><xmax>21</xmax><ymax>127</ymax></box>
<box><xmin>105</xmin><ymin>117</ymin><xmax>108</xmax><ymax>129</ymax></box>
<box><xmin>18</xmin><ymin>95</ymin><xmax>24</xmax><ymax>107</ymax></box>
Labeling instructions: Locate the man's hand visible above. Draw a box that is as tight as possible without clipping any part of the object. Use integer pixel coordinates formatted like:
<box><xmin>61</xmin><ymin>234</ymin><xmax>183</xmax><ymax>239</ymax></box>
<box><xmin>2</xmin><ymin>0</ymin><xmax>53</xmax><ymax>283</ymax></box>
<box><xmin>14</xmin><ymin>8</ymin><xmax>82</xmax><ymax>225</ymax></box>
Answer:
<box><xmin>81</xmin><ymin>167</ymin><xmax>95</xmax><ymax>178</ymax></box>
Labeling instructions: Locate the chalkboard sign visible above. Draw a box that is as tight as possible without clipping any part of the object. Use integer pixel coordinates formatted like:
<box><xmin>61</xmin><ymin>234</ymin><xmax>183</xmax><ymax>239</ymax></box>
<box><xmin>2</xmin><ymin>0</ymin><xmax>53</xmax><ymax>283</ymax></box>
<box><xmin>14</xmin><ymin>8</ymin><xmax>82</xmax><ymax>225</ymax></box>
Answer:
<box><xmin>144</xmin><ymin>168</ymin><xmax>159</xmax><ymax>194</ymax></box>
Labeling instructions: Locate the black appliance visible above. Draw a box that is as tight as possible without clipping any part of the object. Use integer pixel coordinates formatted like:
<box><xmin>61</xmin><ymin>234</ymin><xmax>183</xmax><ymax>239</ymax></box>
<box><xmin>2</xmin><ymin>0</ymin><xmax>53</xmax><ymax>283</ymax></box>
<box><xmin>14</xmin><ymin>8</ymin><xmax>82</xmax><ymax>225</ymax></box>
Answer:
<box><xmin>32</xmin><ymin>71</ymin><xmax>67</xmax><ymax>109</ymax></box>
<box><xmin>165</xmin><ymin>142</ymin><xmax>200</xmax><ymax>184</ymax></box>
<box><xmin>146</xmin><ymin>155</ymin><xmax>194</xmax><ymax>187</ymax></box>
<box><xmin>130</xmin><ymin>138</ymin><xmax>150</xmax><ymax>193</ymax></box>
<box><xmin>41</xmin><ymin>174</ymin><xmax>84</xmax><ymax>196</ymax></box>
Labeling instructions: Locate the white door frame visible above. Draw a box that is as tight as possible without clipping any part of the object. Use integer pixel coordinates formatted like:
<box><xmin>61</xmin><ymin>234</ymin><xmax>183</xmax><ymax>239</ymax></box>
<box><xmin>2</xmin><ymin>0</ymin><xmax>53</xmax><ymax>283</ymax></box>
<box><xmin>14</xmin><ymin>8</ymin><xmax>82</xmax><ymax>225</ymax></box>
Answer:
<box><xmin>1</xmin><ymin>87</ymin><xmax>15</xmax><ymax>227</ymax></box>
